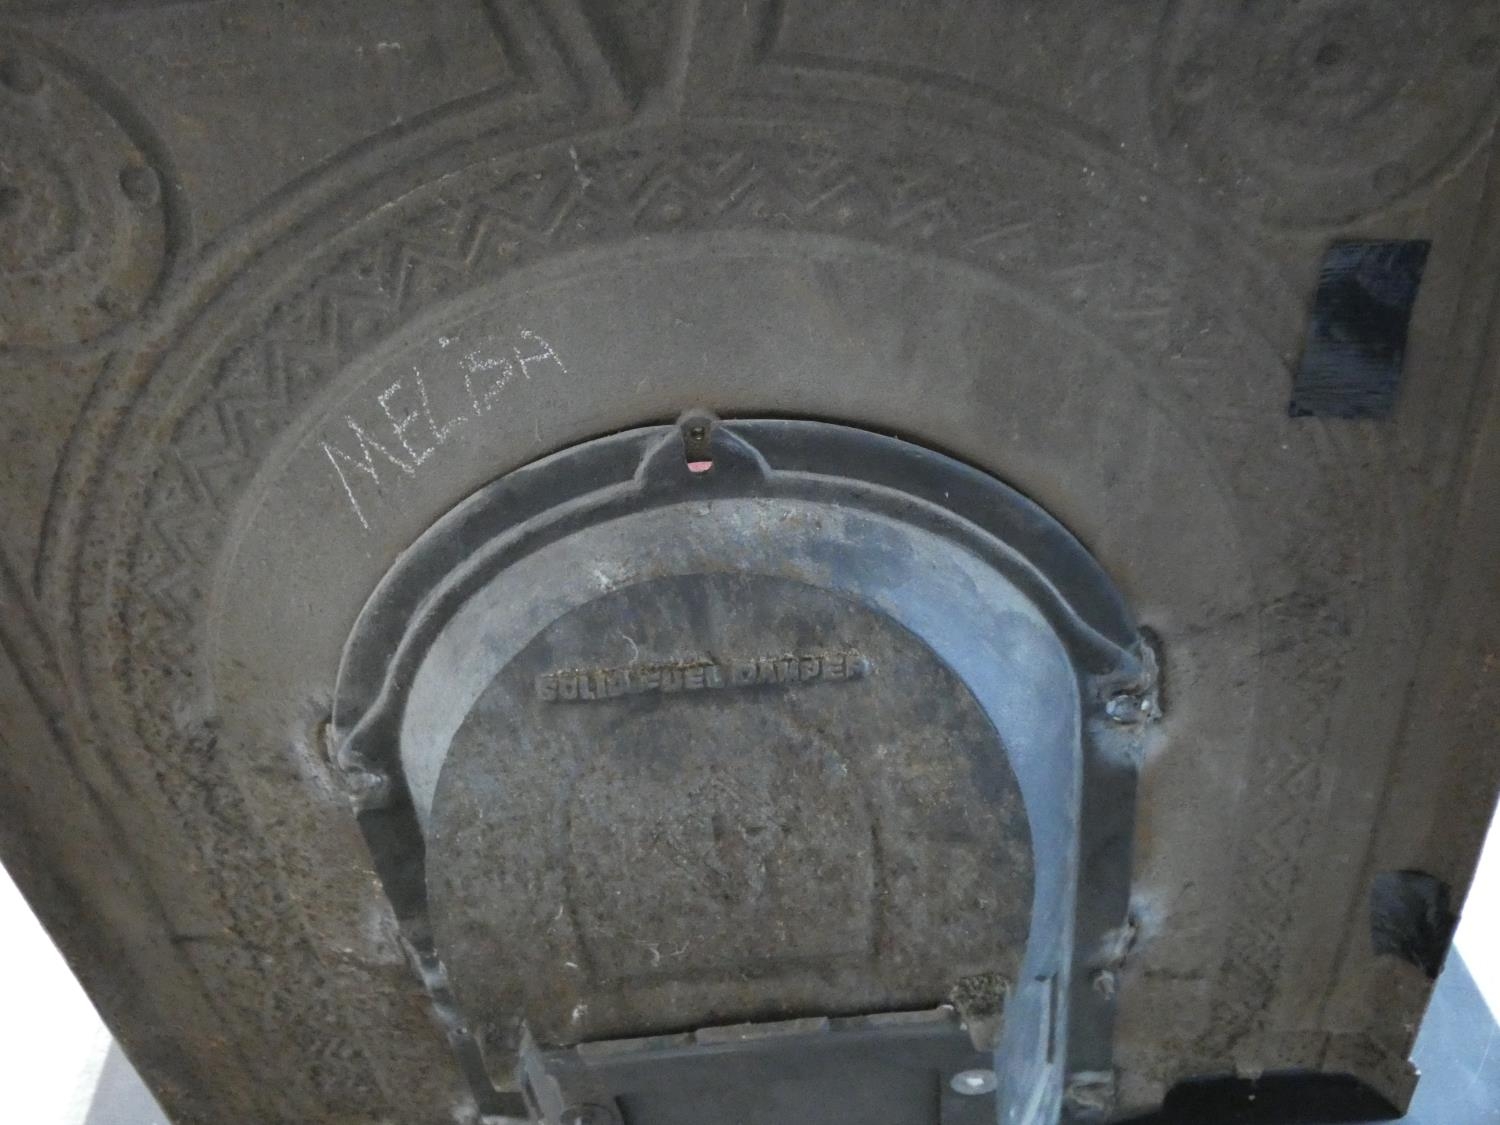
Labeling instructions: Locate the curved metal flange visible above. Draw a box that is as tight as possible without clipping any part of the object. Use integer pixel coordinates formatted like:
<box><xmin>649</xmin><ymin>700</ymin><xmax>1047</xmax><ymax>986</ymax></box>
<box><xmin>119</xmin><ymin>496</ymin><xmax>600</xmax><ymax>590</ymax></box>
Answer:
<box><xmin>337</xmin><ymin>416</ymin><xmax>1147</xmax><ymax>772</ymax></box>
<box><xmin>331</xmin><ymin>415</ymin><xmax>1157</xmax><ymax>1123</ymax></box>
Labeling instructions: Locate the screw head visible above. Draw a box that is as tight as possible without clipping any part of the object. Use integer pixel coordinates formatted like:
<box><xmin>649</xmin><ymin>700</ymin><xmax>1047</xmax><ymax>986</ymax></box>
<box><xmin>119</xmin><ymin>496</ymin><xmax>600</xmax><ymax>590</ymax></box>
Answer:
<box><xmin>560</xmin><ymin>1105</ymin><xmax>614</xmax><ymax>1125</ymax></box>
<box><xmin>1105</xmin><ymin>691</ymin><xmax>1156</xmax><ymax>724</ymax></box>
<box><xmin>949</xmin><ymin>1068</ymin><xmax>997</xmax><ymax>1096</ymax></box>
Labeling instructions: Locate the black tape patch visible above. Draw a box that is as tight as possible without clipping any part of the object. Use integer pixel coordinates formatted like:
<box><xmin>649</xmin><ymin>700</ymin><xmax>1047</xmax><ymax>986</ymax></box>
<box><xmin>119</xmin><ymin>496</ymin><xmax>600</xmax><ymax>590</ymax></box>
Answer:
<box><xmin>1117</xmin><ymin>1072</ymin><xmax>1400</xmax><ymax>1124</ymax></box>
<box><xmin>1290</xmin><ymin>240</ymin><xmax>1430</xmax><ymax>419</ymax></box>
<box><xmin>1371</xmin><ymin>869</ymin><xmax>1456</xmax><ymax>980</ymax></box>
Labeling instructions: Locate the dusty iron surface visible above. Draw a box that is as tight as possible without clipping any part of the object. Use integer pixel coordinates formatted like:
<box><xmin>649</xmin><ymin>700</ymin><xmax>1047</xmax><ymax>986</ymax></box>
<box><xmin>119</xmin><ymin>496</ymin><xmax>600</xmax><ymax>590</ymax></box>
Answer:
<box><xmin>433</xmin><ymin>573</ymin><xmax>1034</xmax><ymax>1054</ymax></box>
<box><xmin>328</xmin><ymin>416</ymin><xmax>1149</xmax><ymax>1120</ymax></box>
<box><xmin>1</xmin><ymin>2</ymin><xmax>1500</xmax><ymax>1122</ymax></box>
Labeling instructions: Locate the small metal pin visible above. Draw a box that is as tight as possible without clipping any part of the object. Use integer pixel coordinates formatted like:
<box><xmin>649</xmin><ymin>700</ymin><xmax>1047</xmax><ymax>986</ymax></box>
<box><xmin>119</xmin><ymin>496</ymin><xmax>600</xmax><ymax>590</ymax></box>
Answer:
<box><xmin>678</xmin><ymin>409</ymin><xmax>718</xmax><ymax>473</ymax></box>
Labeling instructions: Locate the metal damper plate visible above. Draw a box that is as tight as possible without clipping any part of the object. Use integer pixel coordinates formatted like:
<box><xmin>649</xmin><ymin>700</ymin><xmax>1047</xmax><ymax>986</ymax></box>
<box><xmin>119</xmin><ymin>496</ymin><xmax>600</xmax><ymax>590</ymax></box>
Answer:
<box><xmin>331</xmin><ymin>415</ymin><xmax>1160</xmax><ymax>1125</ymax></box>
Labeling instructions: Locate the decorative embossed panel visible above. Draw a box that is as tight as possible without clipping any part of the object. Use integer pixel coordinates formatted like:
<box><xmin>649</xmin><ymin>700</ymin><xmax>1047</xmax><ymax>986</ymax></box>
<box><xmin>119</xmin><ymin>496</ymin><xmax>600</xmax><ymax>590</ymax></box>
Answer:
<box><xmin>0</xmin><ymin>34</ymin><xmax>172</xmax><ymax>350</ymax></box>
<box><xmin>1154</xmin><ymin>0</ymin><xmax>1500</xmax><ymax>226</ymax></box>
<box><xmin>16</xmin><ymin>0</ymin><xmax>522</xmax><ymax>243</ymax></box>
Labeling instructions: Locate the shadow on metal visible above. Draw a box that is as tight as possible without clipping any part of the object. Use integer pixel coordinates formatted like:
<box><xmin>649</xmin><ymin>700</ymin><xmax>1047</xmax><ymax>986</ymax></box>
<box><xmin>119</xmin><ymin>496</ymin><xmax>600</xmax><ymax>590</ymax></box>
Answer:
<box><xmin>1119</xmin><ymin>953</ymin><xmax>1499</xmax><ymax>1125</ymax></box>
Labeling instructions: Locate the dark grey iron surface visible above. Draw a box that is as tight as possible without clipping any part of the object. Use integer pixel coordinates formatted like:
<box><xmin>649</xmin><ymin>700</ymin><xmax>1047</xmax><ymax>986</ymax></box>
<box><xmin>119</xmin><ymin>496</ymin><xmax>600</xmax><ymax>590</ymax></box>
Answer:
<box><xmin>433</xmin><ymin>572</ymin><xmax>1034</xmax><ymax>1049</ymax></box>
<box><xmin>2</xmin><ymin>3</ymin><xmax>1500</xmax><ymax>1122</ymax></box>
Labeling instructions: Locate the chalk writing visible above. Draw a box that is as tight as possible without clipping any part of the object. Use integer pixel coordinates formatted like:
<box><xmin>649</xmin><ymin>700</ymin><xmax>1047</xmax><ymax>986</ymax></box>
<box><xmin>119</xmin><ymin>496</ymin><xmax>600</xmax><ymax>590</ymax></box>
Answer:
<box><xmin>321</xmin><ymin>330</ymin><xmax>566</xmax><ymax>529</ymax></box>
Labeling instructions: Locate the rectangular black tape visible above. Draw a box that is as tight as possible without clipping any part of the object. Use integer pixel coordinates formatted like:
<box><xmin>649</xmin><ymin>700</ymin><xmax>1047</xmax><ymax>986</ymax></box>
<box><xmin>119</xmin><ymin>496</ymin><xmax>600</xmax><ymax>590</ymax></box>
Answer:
<box><xmin>1290</xmin><ymin>240</ymin><xmax>1431</xmax><ymax>419</ymax></box>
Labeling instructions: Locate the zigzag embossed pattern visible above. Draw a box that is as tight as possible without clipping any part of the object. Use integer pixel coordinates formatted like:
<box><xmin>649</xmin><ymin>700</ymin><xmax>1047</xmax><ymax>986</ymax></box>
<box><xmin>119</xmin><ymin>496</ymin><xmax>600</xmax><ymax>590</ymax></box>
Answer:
<box><xmin>132</xmin><ymin>132</ymin><xmax>1263</xmax><ymax>644</ymax></box>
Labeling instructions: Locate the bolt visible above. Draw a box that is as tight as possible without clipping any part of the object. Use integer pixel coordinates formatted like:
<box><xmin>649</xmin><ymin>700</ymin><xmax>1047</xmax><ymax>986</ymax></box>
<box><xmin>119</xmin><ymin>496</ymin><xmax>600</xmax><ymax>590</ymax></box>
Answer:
<box><xmin>1105</xmin><ymin>691</ymin><xmax>1156</xmax><ymax>724</ymax></box>
<box><xmin>331</xmin><ymin>738</ymin><xmax>392</xmax><ymax>810</ymax></box>
<box><xmin>560</xmin><ymin>1106</ymin><xmax>614</xmax><ymax>1125</ymax></box>
<box><xmin>949</xmin><ymin>1069</ymin><xmax>997</xmax><ymax>1096</ymax></box>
